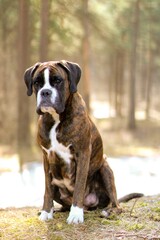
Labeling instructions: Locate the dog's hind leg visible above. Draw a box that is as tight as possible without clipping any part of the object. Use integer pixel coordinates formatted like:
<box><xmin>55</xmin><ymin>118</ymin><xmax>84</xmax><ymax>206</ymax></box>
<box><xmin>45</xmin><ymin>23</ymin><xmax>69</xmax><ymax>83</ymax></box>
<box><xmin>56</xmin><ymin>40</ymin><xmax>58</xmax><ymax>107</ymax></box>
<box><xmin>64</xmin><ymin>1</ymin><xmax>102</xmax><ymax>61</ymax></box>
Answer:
<box><xmin>99</xmin><ymin>156</ymin><xmax>121</xmax><ymax>212</ymax></box>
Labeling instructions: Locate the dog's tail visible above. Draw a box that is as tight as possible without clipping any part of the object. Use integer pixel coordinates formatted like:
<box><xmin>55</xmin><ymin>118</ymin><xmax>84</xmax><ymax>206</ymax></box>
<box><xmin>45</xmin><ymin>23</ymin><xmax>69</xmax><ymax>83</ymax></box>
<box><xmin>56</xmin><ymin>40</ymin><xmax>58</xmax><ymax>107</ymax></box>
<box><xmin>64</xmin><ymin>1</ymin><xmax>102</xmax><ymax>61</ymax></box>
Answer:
<box><xmin>118</xmin><ymin>193</ymin><xmax>144</xmax><ymax>203</ymax></box>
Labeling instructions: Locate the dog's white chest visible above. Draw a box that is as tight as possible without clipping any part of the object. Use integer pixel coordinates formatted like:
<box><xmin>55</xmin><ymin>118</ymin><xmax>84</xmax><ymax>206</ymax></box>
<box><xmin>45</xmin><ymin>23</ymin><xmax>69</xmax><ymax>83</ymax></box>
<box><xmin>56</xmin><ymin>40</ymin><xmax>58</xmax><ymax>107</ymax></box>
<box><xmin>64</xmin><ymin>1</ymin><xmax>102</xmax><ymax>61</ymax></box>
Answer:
<box><xmin>42</xmin><ymin>121</ymin><xmax>72</xmax><ymax>165</ymax></box>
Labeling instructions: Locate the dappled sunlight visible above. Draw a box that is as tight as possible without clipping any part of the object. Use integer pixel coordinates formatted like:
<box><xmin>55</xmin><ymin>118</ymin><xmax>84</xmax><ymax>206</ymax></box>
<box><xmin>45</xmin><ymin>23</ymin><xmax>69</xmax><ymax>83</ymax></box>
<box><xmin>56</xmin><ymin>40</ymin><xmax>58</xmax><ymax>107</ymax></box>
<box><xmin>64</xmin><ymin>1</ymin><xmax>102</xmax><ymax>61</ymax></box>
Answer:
<box><xmin>91</xmin><ymin>100</ymin><xmax>116</xmax><ymax>119</ymax></box>
<box><xmin>91</xmin><ymin>100</ymin><xmax>160</xmax><ymax>121</ymax></box>
<box><xmin>136</xmin><ymin>147</ymin><xmax>159</xmax><ymax>157</ymax></box>
<box><xmin>0</xmin><ymin>155</ymin><xmax>19</xmax><ymax>173</ymax></box>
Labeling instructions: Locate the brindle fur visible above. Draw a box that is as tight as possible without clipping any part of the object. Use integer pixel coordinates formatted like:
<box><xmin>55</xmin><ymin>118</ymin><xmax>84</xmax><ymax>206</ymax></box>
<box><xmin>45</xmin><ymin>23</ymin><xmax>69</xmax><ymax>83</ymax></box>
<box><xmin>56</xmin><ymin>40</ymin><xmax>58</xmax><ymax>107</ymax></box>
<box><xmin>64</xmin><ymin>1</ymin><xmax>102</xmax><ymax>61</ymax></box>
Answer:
<box><xmin>37</xmin><ymin>92</ymin><xmax>120</xmax><ymax>211</ymax></box>
<box><xmin>24</xmin><ymin>61</ymin><xmax>125</xmax><ymax>221</ymax></box>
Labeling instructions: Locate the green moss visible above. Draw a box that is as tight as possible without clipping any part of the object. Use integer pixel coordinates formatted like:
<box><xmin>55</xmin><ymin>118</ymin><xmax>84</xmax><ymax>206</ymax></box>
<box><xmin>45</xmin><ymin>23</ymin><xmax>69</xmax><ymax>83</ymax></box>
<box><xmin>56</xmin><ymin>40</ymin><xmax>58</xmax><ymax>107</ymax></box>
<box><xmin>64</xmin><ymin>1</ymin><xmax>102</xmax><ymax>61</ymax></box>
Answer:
<box><xmin>48</xmin><ymin>235</ymin><xmax>65</xmax><ymax>240</ymax></box>
<box><xmin>101</xmin><ymin>219</ymin><xmax>121</xmax><ymax>226</ymax></box>
<box><xmin>138</xmin><ymin>202</ymin><xmax>148</xmax><ymax>207</ymax></box>
<box><xmin>152</xmin><ymin>207</ymin><xmax>160</xmax><ymax>213</ymax></box>
<box><xmin>126</xmin><ymin>223</ymin><xmax>144</xmax><ymax>231</ymax></box>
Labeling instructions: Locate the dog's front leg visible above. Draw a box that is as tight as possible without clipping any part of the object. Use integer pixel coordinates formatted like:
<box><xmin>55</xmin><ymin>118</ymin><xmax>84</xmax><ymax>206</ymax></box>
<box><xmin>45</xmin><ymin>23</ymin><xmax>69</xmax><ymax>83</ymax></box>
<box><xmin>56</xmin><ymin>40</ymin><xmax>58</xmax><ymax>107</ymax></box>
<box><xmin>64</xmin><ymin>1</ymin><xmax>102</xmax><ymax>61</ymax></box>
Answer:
<box><xmin>39</xmin><ymin>154</ymin><xmax>54</xmax><ymax>221</ymax></box>
<box><xmin>67</xmin><ymin>150</ymin><xmax>90</xmax><ymax>224</ymax></box>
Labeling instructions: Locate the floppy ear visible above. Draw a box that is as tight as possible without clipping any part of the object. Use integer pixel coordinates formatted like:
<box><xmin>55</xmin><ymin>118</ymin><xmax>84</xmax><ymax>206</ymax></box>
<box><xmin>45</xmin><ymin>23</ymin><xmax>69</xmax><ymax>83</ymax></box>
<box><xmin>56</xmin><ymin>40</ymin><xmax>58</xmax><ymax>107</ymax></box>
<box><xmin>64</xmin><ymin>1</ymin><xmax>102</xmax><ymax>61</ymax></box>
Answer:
<box><xmin>24</xmin><ymin>62</ymin><xmax>41</xmax><ymax>96</ymax></box>
<box><xmin>57</xmin><ymin>60</ymin><xmax>81</xmax><ymax>93</ymax></box>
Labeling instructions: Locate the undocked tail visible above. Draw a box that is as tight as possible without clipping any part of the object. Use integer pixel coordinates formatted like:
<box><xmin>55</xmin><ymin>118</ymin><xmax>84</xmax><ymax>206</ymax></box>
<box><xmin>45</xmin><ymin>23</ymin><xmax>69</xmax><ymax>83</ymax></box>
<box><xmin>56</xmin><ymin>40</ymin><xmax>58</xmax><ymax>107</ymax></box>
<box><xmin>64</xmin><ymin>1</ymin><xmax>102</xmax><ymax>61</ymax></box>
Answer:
<box><xmin>118</xmin><ymin>193</ymin><xmax>144</xmax><ymax>203</ymax></box>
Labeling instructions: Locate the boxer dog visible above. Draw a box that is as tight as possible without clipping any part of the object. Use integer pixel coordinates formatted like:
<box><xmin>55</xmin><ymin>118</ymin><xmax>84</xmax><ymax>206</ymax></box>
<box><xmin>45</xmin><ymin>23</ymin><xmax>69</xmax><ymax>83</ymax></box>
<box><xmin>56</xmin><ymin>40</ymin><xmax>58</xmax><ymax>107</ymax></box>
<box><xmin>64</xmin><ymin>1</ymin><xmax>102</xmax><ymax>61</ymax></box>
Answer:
<box><xmin>24</xmin><ymin>60</ymin><xmax>142</xmax><ymax>224</ymax></box>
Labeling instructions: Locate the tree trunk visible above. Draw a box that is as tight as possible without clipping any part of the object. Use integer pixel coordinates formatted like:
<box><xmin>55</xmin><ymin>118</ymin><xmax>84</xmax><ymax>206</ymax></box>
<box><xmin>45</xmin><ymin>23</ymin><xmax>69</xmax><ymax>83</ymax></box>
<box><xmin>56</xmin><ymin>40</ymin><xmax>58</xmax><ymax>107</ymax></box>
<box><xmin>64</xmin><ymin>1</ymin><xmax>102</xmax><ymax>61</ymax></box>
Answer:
<box><xmin>145</xmin><ymin>45</ymin><xmax>153</xmax><ymax>120</ymax></box>
<box><xmin>128</xmin><ymin>0</ymin><xmax>140</xmax><ymax>129</ymax></box>
<box><xmin>115</xmin><ymin>50</ymin><xmax>125</xmax><ymax>117</ymax></box>
<box><xmin>145</xmin><ymin>4</ymin><xmax>153</xmax><ymax>120</ymax></box>
<box><xmin>39</xmin><ymin>0</ymin><xmax>49</xmax><ymax>61</ymax></box>
<box><xmin>108</xmin><ymin>53</ymin><xmax>115</xmax><ymax>117</ymax></box>
<box><xmin>81</xmin><ymin>0</ymin><xmax>90</xmax><ymax>112</ymax></box>
<box><xmin>0</xmin><ymin>2</ymin><xmax>8</xmax><ymax>132</ymax></box>
<box><xmin>17</xmin><ymin>0</ymin><xmax>31</xmax><ymax>171</ymax></box>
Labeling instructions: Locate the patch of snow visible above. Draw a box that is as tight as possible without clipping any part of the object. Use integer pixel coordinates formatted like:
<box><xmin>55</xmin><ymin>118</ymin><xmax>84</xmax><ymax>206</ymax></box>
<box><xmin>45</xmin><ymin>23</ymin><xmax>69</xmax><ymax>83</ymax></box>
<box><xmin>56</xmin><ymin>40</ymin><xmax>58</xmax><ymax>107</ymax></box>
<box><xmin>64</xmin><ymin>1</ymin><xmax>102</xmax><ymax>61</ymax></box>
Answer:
<box><xmin>0</xmin><ymin>156</ymin><xmax>160</xmax><ymax>208</ymax></box>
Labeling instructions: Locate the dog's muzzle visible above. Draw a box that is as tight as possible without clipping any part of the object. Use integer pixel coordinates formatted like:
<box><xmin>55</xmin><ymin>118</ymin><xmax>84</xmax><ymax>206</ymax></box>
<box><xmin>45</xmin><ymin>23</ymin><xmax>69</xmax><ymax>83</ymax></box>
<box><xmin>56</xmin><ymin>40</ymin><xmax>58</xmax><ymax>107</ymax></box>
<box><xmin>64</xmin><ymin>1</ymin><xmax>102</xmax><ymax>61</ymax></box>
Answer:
<box><xmin>36</xmin><ymin>87</ymin><xmax>56</xmax><ymax>114</ymax></box>
<box><xmin>36</xmin><ymin>87</ymin><xmax>65</xmax><ymax>115</ymax></box>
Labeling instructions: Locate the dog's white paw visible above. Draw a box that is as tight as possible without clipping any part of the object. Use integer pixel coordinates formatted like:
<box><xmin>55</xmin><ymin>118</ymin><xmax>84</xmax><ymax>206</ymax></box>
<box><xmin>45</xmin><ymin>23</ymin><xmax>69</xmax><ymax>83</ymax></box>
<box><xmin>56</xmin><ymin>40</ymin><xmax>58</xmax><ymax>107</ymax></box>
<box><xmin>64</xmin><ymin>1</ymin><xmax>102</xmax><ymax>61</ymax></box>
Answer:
<box><xmin>39</xmin><ymin>208</ymin><xmax>54</xmax><ymax>221</ymax></box>
<box><xmin>67</xmin><ymin>205</ymin><xmax>84</xmax><ymax>224</ymax></box>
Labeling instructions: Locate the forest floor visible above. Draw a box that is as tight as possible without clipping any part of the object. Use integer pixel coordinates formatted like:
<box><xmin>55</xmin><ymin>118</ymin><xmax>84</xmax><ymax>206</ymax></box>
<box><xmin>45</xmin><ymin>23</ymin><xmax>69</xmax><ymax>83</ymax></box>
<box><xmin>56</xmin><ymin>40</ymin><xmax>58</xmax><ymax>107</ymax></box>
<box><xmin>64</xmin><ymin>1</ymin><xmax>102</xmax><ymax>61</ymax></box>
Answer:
<box><xmin>0</xmin><ymin>195</ymin><xmax>160</xmax><ymax>240</ymax></box>
<box><xmin>0</xmin><ymin>118</ymin><xmax>160</xmax><ymax>239</ymax></box>
<box><xmin>98</xmin><ymin>118</ymin><xmax>160</xmax><ymax>157</ymax></box>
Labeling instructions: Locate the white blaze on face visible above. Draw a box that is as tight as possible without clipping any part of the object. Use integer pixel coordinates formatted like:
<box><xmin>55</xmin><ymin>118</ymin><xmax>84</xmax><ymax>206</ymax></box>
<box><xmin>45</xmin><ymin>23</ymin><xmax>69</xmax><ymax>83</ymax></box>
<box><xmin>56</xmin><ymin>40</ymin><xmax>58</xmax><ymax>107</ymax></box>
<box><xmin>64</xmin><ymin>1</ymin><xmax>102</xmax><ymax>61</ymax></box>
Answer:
<box><xmin>37</xmin><ymin>68</ymin><xmax>58</xmax><ymax>112</ymax></box>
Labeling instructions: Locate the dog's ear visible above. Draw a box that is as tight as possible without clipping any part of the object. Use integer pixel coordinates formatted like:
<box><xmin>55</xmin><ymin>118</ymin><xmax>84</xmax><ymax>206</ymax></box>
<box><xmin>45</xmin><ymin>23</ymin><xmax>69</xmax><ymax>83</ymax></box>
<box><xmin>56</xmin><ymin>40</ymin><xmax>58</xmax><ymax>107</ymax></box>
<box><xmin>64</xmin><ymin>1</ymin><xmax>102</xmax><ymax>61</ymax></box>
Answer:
<box><xmin>24</xmin><ymin>62</ymin><xmax>41</xmax><ymax>96</ymax></box>
<box><xmin>57</xmin><ymin>60</ymin><xmax>81</xmax><ymax>93</ymax></box>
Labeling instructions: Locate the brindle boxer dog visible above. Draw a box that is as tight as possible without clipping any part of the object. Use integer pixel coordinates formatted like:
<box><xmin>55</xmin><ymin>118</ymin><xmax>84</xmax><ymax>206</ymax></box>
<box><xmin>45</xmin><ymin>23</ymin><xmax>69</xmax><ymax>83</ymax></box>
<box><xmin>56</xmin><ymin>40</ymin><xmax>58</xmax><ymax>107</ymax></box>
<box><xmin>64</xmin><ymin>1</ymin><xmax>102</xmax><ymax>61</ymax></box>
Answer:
<box><xmin>24</xmin><ymin>60</ymin><xmax>143</xmax><ymax>224</ymax></box>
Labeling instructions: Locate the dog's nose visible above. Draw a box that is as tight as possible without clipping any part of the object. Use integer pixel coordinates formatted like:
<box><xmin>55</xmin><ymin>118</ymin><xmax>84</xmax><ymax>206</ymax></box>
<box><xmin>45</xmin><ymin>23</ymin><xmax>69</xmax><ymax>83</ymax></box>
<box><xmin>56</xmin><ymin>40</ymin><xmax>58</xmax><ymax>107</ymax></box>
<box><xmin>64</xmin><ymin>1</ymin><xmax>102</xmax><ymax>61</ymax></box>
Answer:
<box><xmin>41</xmin><ymin>89</ymin><xmax>52</xmax><ymax>97</ymax></box>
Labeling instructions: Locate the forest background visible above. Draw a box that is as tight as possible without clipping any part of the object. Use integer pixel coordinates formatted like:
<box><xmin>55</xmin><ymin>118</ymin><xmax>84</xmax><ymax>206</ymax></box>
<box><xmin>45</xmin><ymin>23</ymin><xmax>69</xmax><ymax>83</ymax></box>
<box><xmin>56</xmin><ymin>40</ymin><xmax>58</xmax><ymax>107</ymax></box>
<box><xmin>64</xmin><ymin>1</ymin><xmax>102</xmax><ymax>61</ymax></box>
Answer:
<box><xmin>0</xmin><ymin>0</ymin><xmax>160</xmax><ymax>169</ymax></box>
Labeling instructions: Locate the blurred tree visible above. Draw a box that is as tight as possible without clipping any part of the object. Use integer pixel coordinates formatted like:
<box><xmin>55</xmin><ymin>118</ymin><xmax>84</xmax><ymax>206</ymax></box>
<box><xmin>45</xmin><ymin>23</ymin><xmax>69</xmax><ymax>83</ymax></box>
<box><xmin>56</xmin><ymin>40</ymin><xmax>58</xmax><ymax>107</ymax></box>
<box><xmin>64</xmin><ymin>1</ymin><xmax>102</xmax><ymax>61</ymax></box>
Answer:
<box><xmin>0</xmin><ymin>0</ymin><xmax>17</xmax><ymax>142</ymax></box>
<box><xmin>0</xmin><ymin>1</ymin><xmax>8</xmax><ymax>128</ymax></box>
<box><xmin>39</xmin><ymin>0</ymin><xmax>50</xmax><ymax>61</ymax></box>
<box><xmin>81</xmin><ymin>0</ymin><xmax>90</xmax><ymax>111</ymax></box>
<box><xmin>17</xmin><ymin>0</ymin><xmax>31</xmax><ymax>170</ymax></box>
<box><xmin>145</xmin><ymin>16</ymin><xmax>153</xmax><ymax>120</ymax></box>
<box><xmin>144</xmin><ymin>1</ymin><xmax>157</xmax><ymax>120</ymax></box>
<box><xmin>128</xmin><ymin>0</ymin><xmax>140</xmax><ymax>129</ymax></box>
<box><xmin>114</xmin><ymin>46</ymin><xmax>125</xmax><ymax>118</ymax></box>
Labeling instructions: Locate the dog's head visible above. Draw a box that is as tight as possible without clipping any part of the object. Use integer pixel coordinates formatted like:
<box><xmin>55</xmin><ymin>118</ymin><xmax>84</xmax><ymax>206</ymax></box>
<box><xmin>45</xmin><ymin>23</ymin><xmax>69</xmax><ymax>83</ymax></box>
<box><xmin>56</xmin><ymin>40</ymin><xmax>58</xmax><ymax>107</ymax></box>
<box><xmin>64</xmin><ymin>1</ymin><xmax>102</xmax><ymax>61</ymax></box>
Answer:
<box><xmin>24</xmin><ymin>60</ymin><xmax>81</xmax><ymax>115</ymax></box>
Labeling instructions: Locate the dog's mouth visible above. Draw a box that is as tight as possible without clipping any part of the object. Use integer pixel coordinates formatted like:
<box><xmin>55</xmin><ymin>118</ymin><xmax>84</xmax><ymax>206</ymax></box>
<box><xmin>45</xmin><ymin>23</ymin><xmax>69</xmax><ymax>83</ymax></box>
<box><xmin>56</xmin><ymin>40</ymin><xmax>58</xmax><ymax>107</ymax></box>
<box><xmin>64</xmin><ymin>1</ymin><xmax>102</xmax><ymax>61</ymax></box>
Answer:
<box><xmin>36</xmin><ymin>101</ymin><xmax>56</xmax><ymax>115</ymax></box>
<box><xmin>36</xmin><ymin>101</ymin><xmax>64</xmax><ymax>116</ymax></box>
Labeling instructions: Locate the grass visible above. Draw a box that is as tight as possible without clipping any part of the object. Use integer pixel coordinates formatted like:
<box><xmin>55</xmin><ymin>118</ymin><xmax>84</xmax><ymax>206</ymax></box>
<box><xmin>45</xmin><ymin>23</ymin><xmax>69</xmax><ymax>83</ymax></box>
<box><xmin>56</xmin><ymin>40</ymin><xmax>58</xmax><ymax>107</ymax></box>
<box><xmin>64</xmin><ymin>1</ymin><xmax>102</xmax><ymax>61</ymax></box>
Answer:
<box><xmin>0</xmin><ymin>195</ymin><xmax>160</xmax><ymax>240</ymax></box>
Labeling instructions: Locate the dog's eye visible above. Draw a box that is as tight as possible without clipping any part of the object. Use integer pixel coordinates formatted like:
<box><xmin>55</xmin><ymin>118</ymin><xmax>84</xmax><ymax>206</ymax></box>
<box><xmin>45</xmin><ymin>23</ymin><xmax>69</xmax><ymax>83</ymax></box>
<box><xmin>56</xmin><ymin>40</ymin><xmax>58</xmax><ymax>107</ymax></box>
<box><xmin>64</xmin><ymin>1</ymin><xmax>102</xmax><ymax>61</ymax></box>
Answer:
<box><xmin>33</xmin><ymin>81</ymin><xmax>39</xmax><ymax>86</ymax></box>
<box><xmin>33</xmin><ymin>79</ymin><xmax>43</xmax><ymax>89</ymax></box>
<box><xmin>55</xmin><ymin>78</ymin><xmax>62</xmax><ymax>84</ymax></box>
<box><xmin>50</xmin><ymin>76</ymin><xmax>62</xmax><ymax>85</ymax></box>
